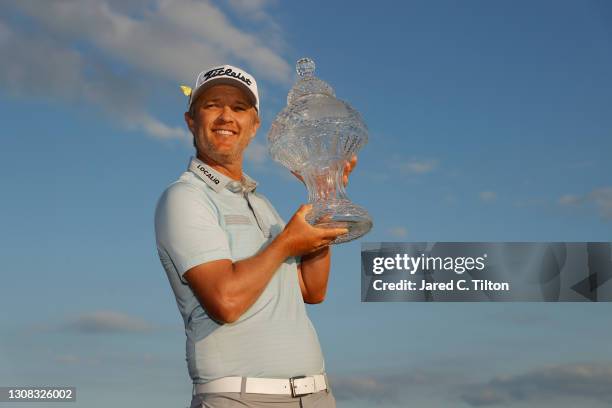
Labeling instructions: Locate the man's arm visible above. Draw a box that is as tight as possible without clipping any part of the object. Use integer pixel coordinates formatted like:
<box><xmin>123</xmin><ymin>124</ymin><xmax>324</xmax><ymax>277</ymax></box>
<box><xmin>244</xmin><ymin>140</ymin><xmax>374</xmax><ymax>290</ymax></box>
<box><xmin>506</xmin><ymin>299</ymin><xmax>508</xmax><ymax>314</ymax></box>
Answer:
<box><xmin>185</xmin><ymin>205</ymin><xmax>346</xmax><ymax>324</ymax></box>
<box><xmin>184</xmin><ymin>236</ymin><xmax>289</xmax><ymax>324</ymax></box>
<box><xmin>297</xmin><ymin>247</ymin><xmax>331</xmax><ymax>304</ymax></box>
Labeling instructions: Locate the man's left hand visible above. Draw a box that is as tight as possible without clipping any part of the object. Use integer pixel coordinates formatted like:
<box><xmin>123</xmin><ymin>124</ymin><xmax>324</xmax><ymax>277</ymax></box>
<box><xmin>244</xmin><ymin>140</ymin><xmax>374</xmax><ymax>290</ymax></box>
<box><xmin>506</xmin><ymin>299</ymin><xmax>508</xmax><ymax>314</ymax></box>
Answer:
<box><xmin>342</xmin><ymin>154</ymin><xmax>357</xmax><ymax>187</ymax></box>
<box><xmin>291</xmin><ymin>154</ymin><xmax>358</xmax><ymax>187</ymax></box>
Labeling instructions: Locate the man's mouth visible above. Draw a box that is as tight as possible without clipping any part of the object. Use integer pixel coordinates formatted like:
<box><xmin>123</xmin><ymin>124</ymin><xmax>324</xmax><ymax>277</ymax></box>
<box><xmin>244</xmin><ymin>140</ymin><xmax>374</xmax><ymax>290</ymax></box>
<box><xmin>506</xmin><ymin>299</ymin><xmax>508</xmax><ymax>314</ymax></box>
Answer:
<box><xmin>213</xmin><ymin>129</ymin><xmax>237</xmax><ymax>136</ymax></box>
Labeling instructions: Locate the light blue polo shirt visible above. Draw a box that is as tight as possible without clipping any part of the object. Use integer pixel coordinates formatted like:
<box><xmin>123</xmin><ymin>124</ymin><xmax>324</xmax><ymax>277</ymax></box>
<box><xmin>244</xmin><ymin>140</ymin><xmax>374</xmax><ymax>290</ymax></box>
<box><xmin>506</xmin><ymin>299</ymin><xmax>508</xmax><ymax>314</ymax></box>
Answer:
<box><xmin>155</xmin><ymin>156</ymin><xmax>325</xmax><ymax>384</ymax></box>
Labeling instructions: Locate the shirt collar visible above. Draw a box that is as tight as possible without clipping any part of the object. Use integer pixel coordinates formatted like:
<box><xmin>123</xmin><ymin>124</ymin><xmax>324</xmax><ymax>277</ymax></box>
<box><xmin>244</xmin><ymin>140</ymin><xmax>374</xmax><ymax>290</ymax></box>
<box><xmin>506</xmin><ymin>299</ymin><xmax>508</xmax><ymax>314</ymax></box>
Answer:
<box><xmin>188</xmin><ymin>156</ymin><xmax>257</xmax><ymax>194</ymax></box>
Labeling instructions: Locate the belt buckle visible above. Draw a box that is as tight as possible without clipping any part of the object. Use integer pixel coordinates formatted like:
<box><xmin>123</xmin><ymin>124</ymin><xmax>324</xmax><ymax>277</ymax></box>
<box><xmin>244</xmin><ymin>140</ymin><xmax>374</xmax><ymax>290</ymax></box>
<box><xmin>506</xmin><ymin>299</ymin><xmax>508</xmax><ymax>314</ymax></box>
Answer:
<box><xmin>289</xmin><ymin>375</ymin><xmax>309</xmax><ymax>398</ymax></box>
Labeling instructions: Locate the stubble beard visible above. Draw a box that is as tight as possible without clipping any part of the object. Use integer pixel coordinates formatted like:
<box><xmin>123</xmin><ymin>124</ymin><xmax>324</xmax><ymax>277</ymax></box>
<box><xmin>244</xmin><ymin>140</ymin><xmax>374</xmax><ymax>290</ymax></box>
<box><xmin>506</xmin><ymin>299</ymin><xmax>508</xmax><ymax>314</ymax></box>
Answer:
<box><xmin>196</xmin><ymin>134</ymin><xmax>246</xmax><ymax>166</ymax></box>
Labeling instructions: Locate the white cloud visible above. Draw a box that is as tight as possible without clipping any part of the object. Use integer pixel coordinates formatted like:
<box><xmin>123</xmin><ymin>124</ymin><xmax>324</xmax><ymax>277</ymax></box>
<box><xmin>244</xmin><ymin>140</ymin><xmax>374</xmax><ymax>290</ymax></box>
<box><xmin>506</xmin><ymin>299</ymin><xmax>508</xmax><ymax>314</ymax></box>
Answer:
<box><xmin>397</xmin><ymin>158</ymin><xmax>438</xmax><ymax>175</ymax></box>
<box><xmin>559</xmin><ymin>194</ymin><xmax>581</xmax><ymax>205</ymax></box>
<box><xmin>479</xmin><ymin>191</ymin><xmax>497</xmax><ymax>202</ymax></box>
<box><xmin>126</xmin><ymin>112</ymin><xmax>190</xmax><ymax>140</ymax></box>
<box><xmin>6</xmin><ymin>0</ymin><xmax>290</xmax><ymax>83</ymax></box>
<box><xmin>226</xmin><ymin>0</ymin><xmax>286</xmax><ymax>51</ymax></box>
<box><xmin>330</xmin><ymin>369</ymin><xmax>457</xmax><ymax>403</ymax></box>
<box><xmin>589</xmin><ymin>187</ymin><xmax>612</xmax><ymax>220</ymax></box>
<box><xmin>0</xmin><ymin>21</ymin><xmax>84</xmax><ymax>102</ymax></box>
<box><xmin>228</xmin><ymin>0</ymin><xmax>275</xmax><ymax>17</ymax></box>
<box><xmin>0</xmin><ymin>20</ymin><xmax>191</xmax><ymax>141</ymax></box>
<box><xmin>461</xmin><ymin>362</ymin><xmax>612</xmax><ymax>406</ymax></box>
<box><xmin>64</xmin><ymin>311</ymin><xmax>154</xmax><ymax>333</ymax></box>
<box><xmin>157</xmin><ymin>1</ymin><xmax>290</xmax><ymax>82</ymax></box>
<box><xmin>388</xmin><ymin>226</ymin><xmax>408</xmax><ymax>238</ymax></box>
<box><xmin>559</xmin><ymin>187</ymin><xmax>612</xmax><ymax>220</ymax></box>
<box><xmin>0</xmin><ymin>0</ymin><xmax>289</xmax><ymax>141</ymax></box>
<box><xmin>513</xmin><ymin>197</ymin><xmax>547</xmax><ymax>208</ymax></box>
<box><xmin>54</xmin><ymin>354</ymin><xmax>80</xmax><ymax>364</ymax></box>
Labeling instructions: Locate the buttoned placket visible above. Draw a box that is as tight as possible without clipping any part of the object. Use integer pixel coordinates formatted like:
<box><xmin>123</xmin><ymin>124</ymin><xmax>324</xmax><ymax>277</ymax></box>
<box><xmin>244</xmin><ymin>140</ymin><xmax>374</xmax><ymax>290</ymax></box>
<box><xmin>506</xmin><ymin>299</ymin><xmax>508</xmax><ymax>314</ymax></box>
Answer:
<box><xmin>243</xmin><ymin>190</ymin><xmax>270</xmax><ymax>239</ymax></box>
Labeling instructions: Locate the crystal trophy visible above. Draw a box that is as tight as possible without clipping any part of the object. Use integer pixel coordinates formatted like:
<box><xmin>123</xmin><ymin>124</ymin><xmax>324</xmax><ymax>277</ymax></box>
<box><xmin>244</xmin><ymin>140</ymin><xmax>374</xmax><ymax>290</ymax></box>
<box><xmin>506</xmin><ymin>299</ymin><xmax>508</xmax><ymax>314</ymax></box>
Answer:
<box><xmin>267</xmin><ymin>58</ymin><xmax>373</xmax><ymax>244</ymax></box>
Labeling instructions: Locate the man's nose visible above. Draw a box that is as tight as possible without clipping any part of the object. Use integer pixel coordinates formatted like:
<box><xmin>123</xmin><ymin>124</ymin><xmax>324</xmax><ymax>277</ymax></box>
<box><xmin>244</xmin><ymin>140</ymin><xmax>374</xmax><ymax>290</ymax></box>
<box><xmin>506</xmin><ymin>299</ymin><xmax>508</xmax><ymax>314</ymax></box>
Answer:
<box><xmin>216</xmin><ymin>105</ymin><xmax>234</xmax><ymax>122</ymax></box>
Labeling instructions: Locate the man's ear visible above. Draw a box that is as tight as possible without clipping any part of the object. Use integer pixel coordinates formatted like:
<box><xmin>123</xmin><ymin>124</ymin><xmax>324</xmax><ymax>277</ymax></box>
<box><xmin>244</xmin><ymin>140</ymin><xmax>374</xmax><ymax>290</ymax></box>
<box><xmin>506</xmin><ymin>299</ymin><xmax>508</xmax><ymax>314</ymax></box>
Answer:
<box><xmin>251</xmin><ymin>114</ymin><xmax>261</xmax><ymax>138</ymax></box>
<box><xmin>184</xmin><ymin>111</ymin><xmax>195</xmax><ymax>135</ymax></box>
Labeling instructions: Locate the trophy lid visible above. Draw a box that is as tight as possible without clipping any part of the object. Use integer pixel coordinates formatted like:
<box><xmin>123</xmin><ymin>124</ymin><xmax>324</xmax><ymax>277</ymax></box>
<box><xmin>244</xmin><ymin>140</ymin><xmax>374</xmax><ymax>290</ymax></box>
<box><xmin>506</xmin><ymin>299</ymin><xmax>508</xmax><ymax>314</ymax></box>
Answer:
<box><xmin>286</xmin><ymin>58</ymin><xmax>335</xmax><ymax>104</ymax></box>
<box><xmin>267</xmin><ymin>58</ymin><xmax>368</xmax><ymax>172</ymax></box>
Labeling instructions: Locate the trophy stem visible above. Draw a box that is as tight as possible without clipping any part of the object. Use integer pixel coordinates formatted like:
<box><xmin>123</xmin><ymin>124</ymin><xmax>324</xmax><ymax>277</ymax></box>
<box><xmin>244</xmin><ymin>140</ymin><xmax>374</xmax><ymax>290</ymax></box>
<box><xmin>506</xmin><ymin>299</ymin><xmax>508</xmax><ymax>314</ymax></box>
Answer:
<box><xmin>302</xmin><ymin>160</ymin><xmax>373</xmax><ymax>244</ymax></box>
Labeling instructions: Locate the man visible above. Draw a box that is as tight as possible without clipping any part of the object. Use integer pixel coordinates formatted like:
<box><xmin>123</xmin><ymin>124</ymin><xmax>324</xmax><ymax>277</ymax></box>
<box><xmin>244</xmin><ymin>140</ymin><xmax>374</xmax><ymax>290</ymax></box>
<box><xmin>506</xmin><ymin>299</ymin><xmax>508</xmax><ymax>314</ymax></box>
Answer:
<box><xmin>154</xmin><ymin>64</ymin><xmax>356</xmax><ymax>408</ymax></box>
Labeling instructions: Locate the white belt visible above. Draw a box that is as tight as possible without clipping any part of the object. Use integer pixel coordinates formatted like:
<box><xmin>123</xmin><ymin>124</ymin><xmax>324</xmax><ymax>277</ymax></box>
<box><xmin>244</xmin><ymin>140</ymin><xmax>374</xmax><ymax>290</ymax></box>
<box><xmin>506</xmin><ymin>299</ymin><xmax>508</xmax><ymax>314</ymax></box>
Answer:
<box><xmin>194</xmin><ymin>374</ymin><xmax>328</xmax><ymax>397</ymax></box>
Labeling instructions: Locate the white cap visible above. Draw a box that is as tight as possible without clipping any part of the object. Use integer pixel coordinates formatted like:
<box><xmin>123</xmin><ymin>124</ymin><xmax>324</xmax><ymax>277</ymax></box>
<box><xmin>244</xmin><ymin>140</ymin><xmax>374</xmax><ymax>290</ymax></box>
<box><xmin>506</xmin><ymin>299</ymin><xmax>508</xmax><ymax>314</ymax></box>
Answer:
<box><xmin>186</xmin><ymin>65</ymin><xmax>259</xmax><ymax>112</ymax></box>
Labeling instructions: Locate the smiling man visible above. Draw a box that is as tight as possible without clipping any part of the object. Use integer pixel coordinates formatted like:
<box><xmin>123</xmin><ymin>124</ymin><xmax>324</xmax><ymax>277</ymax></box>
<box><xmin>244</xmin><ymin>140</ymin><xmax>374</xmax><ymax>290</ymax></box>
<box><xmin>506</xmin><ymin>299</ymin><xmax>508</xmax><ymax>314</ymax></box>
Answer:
<box><xmin>155</xmin><ymin>65</ymin><xmax>354</xmax><ymax>408</ymax></box>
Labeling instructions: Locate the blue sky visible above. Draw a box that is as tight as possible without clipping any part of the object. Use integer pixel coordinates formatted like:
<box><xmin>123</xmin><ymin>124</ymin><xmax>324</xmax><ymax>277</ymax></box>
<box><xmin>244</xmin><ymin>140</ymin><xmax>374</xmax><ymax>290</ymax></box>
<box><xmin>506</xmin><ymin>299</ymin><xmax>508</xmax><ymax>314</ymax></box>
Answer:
<box><xmin>1</xmin><ymin>1</ymin><xmax>612</xmax><ymax>407</ymax></box>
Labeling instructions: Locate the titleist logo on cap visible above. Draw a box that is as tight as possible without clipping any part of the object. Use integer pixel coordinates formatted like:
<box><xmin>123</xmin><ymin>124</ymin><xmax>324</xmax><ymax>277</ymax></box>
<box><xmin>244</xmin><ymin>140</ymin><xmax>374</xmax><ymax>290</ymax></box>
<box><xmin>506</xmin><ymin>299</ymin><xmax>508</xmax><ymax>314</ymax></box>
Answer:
<box><xmin>202</xmin><ymin>67</ymin><xmax>252</xmax><ymax>86</ymax></box>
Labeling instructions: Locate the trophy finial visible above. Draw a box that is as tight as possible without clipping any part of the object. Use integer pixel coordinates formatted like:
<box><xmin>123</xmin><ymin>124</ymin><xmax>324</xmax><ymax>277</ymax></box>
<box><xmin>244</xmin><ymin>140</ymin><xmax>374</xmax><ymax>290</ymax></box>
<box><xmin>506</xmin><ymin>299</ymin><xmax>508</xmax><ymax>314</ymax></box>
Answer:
<box><xmin>296</xmin><ymin>57</ymin><xmax>316</xmax><ymax>77</ymax></box>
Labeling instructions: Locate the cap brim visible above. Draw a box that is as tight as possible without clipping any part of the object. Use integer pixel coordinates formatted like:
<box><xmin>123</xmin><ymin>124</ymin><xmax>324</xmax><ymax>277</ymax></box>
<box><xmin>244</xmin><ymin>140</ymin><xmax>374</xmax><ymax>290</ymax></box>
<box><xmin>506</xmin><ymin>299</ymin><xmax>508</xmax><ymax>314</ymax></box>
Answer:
<box><xmin>189</xmin><ymin>78</ymin><xmax>258</xmax><ymax>112</ymax></box>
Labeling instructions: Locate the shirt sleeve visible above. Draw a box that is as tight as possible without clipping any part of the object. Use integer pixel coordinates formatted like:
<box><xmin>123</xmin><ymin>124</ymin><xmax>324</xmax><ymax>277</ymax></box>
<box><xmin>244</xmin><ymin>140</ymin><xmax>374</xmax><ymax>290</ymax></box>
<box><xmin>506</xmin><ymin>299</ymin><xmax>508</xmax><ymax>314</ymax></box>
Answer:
<box><xmin>155</xmin><ymin>182</ymin><xmax>231</xmax><ymax>282</ymax></box>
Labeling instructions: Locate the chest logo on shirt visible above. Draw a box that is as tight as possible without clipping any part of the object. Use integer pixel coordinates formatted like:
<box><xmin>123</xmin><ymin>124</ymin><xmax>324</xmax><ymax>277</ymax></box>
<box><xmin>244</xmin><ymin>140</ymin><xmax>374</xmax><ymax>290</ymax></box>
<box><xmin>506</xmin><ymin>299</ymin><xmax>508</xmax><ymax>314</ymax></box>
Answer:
<box><xmin>224</xmin><ymin>214</ymin><xmax>253</xmax><ymax>225</ymax></box>
<box><xmin>196</xmin><ymin>164</ymin><xmax>220</xmax><ymax>185</ymax></box>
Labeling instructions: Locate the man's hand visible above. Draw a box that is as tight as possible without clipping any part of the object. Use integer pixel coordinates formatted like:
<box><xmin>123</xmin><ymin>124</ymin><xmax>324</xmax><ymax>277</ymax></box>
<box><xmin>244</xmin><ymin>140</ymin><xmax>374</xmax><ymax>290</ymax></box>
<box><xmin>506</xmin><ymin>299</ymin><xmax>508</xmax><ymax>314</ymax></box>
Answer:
<box><xmin>279</xmin><ymin>204</ymin><xmax>348</xmax><ymax>257</ymax></box>
<box><xmin>291</xmin><ymin>154</ymin><xmax>358</xmax><ymax>187</ymax></box>
<box><xmin>342</xmin><ymin>154</ymin><xmax>357</xmax><ymax>187</ymax></box>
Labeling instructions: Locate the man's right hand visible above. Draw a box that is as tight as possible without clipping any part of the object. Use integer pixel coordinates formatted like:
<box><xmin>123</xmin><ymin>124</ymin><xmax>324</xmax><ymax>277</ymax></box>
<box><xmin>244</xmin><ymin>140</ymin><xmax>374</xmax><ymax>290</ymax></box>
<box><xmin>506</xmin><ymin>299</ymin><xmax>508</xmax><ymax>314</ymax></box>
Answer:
<box><xmin>278</xmin><ymin>204</ymin><xmax>348</xmax><ymax>257</ymax></box>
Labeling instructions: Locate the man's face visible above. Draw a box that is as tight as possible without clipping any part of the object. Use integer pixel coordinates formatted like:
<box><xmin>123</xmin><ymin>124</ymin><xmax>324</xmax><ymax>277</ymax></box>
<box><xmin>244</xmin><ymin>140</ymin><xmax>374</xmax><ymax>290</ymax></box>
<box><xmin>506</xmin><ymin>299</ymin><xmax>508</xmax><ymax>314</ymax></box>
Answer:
<box><xmin>185</xmin><ymin>84</ymin><xmax>260</xmax><ymax>165</ymax></box>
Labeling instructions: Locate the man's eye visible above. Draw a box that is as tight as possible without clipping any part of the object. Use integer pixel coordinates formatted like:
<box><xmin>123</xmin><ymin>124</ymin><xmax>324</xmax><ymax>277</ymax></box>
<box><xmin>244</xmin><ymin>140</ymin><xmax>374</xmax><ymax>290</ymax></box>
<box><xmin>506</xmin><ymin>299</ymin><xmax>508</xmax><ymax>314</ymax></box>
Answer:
<box><xmin>204</xmin><ymin>103</ymin><xmax>218</xmax><ymax>109</ymax></box>
<box><xmin>234</xmin><ymin>106</ymin><xmax>246</xmax><ymax>111</ymax></box>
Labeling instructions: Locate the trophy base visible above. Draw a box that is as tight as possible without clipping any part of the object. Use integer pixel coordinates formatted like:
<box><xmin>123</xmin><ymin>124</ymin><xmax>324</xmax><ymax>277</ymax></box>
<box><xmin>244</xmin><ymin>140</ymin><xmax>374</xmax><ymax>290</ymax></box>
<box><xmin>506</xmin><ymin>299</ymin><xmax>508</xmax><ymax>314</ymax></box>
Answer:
<box><xmin>306</xmin><ymin>200</ymin><xmax>373</xmax><ymax>244</ymax></box>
